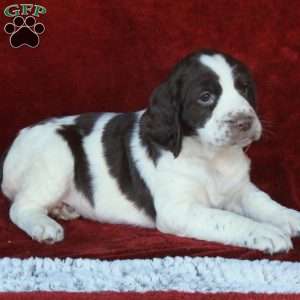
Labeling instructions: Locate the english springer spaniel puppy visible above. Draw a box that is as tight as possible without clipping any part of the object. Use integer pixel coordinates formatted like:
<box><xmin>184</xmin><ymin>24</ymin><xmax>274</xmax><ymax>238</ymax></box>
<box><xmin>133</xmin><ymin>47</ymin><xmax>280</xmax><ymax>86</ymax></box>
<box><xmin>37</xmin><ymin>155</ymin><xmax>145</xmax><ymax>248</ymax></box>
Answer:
<box><xmin>1</xmin><ymin>50</ymin><xmax>299</xmax><ymax>253</ymax></box>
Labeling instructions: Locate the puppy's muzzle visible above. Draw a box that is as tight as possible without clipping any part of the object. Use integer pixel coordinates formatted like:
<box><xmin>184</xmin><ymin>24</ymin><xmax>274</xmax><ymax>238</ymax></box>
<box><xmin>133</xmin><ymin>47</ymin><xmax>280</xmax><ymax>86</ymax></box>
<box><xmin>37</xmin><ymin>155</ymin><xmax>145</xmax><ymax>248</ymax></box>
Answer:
<box><xmin>224</xmin><ymin>112</ymin><xmax>258</xmax><ymax>145</ymax></box>
<box><xmin>225</xmin><ymin>113</ymin><xmax>254</xmax><ymax>133</ymax></box>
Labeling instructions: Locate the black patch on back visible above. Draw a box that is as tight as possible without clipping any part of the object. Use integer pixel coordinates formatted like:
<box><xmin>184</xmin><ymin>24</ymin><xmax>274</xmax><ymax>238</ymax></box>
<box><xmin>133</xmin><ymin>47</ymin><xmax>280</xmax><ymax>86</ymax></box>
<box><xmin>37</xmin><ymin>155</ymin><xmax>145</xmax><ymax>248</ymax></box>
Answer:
<box><xmin>102</xmin><ymin>113</ymin><xmax>156</xmax><ymax>220</ymax></box>
<box><xmin>57</xmin><ymin>113</ymin><xmax>101</xmax><ymax>206</ymax></box>
<box><xmin>76</xmin><ymin>113</ymin><xmax>101</xmax><ymax>135</ymax></box>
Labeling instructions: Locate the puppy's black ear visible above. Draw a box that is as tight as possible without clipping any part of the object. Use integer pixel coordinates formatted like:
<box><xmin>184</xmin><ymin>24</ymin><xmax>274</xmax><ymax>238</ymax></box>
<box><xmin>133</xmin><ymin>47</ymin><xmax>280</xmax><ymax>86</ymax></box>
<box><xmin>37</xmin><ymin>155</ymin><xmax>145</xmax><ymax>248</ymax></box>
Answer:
<box><xmin>141</xmin><ymin>81</ymin><xmax>182</xmax><ymax>157</ymax></box>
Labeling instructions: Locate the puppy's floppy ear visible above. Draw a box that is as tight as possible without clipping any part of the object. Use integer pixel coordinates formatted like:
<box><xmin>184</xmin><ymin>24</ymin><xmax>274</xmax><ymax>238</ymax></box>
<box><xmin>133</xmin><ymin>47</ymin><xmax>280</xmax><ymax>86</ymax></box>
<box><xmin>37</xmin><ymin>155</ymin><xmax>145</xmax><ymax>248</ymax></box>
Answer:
<box><xmin>141</xmin><ymin>80</ymin><xmax>183</xmax><ymax>157</ymax></box>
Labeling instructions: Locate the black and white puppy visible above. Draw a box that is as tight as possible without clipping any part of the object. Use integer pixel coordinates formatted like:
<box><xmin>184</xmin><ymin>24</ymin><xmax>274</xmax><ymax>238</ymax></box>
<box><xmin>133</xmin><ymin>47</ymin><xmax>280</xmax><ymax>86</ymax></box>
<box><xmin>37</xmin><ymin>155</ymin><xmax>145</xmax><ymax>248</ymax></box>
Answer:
<box><xmin>1</xmin><ymin>50</ymin><xmax>299</xmax><ymax>253</ymax></box>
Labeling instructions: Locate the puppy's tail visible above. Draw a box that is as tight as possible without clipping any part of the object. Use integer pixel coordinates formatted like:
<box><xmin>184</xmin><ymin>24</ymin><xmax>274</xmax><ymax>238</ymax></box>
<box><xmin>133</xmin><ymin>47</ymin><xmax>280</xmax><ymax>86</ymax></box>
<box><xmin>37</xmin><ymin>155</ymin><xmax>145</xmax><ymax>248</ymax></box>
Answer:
<box><xmin>0</xmin><ymin>148</ymin><xmax>8</xmax><ymax>194</ymax></box>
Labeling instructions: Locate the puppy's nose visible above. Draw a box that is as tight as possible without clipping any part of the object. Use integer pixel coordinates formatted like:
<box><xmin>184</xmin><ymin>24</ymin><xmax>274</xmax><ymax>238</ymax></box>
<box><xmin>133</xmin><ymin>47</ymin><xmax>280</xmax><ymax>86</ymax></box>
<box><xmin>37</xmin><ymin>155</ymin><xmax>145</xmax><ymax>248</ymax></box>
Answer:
<box><xmin>227</xmin><ymin>114</ymin><xmax>254</xmax><ymax>132</ymax></box>
<box><xmin>236</xmin><ymin>116</ymin><xmax>253</xmax><ymax>132</ymax></box>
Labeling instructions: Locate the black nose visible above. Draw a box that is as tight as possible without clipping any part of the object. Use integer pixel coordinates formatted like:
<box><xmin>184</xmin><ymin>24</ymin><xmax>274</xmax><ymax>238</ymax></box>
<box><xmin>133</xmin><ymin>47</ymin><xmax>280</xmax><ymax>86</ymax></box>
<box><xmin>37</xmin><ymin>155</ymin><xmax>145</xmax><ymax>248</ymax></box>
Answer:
<box><xmin>227</xmin><ymin>114</ymin><xmax>254</xmax><ymax>132</ymax></box>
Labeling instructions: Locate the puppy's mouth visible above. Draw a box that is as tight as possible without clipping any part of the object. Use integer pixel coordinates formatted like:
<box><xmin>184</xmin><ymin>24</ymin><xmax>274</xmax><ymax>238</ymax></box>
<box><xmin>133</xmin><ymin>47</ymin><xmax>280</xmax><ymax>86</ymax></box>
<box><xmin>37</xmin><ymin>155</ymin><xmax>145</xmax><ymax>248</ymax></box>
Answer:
<box><xmin>211</xmin><ymin>135</ymin><xmax>254</xmax><ymax>148</ymax></box>
<box><xmin>231</xmin><ymin>130</ymin><xmax>261</xmax><ymax>147</ymax></box>
<box><xmin>236</xmin><ymin>137</ymin><xmax>254</xmax><ymax>147</ymax></box>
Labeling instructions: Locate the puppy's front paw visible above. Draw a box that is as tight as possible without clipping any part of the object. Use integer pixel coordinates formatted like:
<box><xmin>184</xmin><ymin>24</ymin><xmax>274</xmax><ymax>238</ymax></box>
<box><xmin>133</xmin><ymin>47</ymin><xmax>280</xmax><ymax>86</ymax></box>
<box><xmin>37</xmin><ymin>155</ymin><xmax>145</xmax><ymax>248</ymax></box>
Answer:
<box><xmin>30</xmin><ymin>217</ymin><xmax>64</xmax><ymax>244</ymax></box>
<box><xmin>245</xmin><ymin>224</ymin><xmax>292</xmax><ymax>254</ymax></box>
<box><xmin>270</xmin><ymin>208</ymin><xmax>300</xmax><ymax>237</ymax></box>
<box><xmin>283</xmin><ymin>209</ymin><xmax>300</xmax><ymax>237</ymax></box>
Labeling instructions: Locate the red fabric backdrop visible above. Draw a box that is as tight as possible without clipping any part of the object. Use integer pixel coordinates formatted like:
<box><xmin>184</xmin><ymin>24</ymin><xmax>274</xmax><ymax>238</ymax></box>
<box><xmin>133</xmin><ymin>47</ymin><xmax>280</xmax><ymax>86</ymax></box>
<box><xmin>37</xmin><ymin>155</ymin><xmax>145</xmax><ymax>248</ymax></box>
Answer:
<box><xmin>2</xmin><ymin>292</ymin><xmax>300</xmax><ymax>300</ymax></box>
<box><xmin>0</xmin><ymin>0</ymin><xmax>300</xmax><ymax>260</ymax></box>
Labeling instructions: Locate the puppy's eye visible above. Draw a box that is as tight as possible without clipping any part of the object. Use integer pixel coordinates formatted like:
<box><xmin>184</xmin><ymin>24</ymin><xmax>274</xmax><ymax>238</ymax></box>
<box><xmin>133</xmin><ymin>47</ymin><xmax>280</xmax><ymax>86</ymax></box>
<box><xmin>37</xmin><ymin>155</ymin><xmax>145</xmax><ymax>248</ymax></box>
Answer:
<box><xmin>198</xmin><ymin>92</ymin><xmax>214</xmax><ymax>104</ymax></box>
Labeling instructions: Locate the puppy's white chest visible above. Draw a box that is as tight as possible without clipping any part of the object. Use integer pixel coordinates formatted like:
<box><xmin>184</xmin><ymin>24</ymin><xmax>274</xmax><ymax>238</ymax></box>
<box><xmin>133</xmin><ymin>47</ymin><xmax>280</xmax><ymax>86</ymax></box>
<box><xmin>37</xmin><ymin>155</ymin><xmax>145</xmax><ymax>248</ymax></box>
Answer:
<box><xmin>156</xmin><ymin>140</ymin><xmax>251</xmax><ymax>210</ymax></box>
<box><xmin>166</xmin><ymin>140</ymin><xmax>251</xmax><ymax>208</ymax></box>
<box><xmin>206</xmin><ymin>148</ymin><xmax>250</xmax><ymax>207</ymax></box>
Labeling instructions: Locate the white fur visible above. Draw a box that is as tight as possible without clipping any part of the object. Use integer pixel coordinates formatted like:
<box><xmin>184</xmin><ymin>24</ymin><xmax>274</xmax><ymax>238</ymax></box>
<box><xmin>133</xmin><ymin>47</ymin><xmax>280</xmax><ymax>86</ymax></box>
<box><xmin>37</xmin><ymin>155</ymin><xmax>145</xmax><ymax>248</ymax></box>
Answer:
<box><xmin>2</xmin><ymin>53</ymin><xmax>300</xmax><ymax>253</ymax></box>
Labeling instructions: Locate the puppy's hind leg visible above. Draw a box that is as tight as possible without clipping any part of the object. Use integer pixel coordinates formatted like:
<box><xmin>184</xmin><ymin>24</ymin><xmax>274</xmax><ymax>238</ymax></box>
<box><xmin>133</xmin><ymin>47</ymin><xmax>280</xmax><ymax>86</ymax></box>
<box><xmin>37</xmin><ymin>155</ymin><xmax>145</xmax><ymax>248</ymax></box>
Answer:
<box><xmin>3</xmin><ymin>126</ymin><xmax>77</xmax><ymax>243</ymax></box>
<box><xmin>9</xmin><ymin>167</ymin><xmax>72</xmax><ymax>244</ymax></box>
<box><xmin>10</xmin><ymin>199</ymin><xmax>64</xmax><ymax>244</ymax></box>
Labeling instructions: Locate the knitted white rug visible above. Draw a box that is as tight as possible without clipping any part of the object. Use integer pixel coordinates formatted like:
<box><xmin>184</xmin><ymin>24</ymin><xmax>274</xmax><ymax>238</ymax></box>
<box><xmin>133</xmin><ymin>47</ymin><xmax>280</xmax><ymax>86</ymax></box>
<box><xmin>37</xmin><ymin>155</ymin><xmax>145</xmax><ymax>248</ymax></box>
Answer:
<box><xmin>1</xmin><ymin>256</ymin><xmax>300</xmax><ymax>293</ymax></box>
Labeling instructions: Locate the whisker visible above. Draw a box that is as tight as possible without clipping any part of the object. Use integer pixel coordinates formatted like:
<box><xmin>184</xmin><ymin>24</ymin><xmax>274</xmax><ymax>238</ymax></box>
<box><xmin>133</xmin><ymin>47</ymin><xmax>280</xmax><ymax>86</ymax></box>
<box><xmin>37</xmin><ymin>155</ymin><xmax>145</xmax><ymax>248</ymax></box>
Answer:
<box><xmin>261</xmin><ymin>122</ymin><xmax>274</xmax><ymax>128</ymax></box>
<box><xmin>244</xmin><ymin>144</ymin><xmax>251</xmax><ymax>153</ymax></box>
<box><xmin>260</xmin><ymin>119</ymin><xmax>274</xmax><ymax>127</ymax></box>
<box><xmin>262</xmin><ymin>128</ymin><xmax>275</xmax><ymax>135</ymax></box>
<box><xmin>257</xmin><ymin>115</ymin><xmax>277</xmax><ymax>141</ymax></box>
<box><xmin>261</xmin><ymin>130</ymin><xmax>278</xmax><ymax>141</ymax></box>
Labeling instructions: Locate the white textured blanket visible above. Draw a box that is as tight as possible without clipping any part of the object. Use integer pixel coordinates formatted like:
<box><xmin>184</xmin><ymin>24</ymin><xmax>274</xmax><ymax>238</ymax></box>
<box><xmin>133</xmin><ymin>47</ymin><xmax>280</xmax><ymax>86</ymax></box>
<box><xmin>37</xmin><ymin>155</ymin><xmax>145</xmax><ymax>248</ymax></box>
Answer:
<box><xmin>1</xmin><ymin>256</ymin><xmax>300</xmax><ymax>293</ymax></box>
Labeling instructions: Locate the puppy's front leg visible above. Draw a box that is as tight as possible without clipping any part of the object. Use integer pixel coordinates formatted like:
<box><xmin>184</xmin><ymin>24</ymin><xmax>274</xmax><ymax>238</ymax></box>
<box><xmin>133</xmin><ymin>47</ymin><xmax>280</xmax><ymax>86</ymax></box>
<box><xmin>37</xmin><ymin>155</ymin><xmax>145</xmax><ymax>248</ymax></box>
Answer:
<box><xmin>238</xmin><ymin>183</ymin><xmax>300</xmax><ymax>237</ymax></box>
<box><xmin>156</xmin><ymin>202</ymin><xmax>292</xmax><ymax>253</ymax></box>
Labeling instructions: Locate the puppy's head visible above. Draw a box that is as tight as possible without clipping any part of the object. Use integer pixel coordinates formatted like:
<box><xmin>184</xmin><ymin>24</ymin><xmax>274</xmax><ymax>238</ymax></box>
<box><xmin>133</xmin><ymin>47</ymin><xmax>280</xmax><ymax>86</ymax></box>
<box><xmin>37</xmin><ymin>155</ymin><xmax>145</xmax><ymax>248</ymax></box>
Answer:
<box><xmin>142</xmin><ymin>50</ymin><xmax>262</xmax><ymax>157</ymax></box>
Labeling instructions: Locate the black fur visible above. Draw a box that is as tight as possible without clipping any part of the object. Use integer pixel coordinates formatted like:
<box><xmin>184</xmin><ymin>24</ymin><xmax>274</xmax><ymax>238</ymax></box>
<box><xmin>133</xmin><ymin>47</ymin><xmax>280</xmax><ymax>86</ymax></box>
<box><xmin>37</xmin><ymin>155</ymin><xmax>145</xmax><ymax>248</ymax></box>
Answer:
<box><xmin>76</xmin><ymin>113</ymin><xmax>101</xmax><ymax>135</ymax></box>
<box><xmin>232</xmin><ymin>63</ymin><xmax>256</xmax><ymax>109</ymax></box>
<box><xmin>56</xmin><ymin>113</ymin><xmax>101</xmax><ymax>206</ymax></box>
<box><xmin>140</xmin><ymin>81</ymin><xmax>183</xmax><ymax>162</ymax></box>
<box><xmin>102</xmin><ymin>113</ymin><xmax>156</xmax><ymax>220</ymax></box>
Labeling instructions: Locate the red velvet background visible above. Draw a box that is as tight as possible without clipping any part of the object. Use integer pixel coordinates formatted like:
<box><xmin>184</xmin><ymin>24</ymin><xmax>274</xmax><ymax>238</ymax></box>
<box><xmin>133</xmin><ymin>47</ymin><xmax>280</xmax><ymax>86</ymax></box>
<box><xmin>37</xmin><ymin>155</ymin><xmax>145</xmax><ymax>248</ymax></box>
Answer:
<box><xmin>0</xmin><ymin>0</ymin><xmax>300</xmax><ymax>260</ymax></box>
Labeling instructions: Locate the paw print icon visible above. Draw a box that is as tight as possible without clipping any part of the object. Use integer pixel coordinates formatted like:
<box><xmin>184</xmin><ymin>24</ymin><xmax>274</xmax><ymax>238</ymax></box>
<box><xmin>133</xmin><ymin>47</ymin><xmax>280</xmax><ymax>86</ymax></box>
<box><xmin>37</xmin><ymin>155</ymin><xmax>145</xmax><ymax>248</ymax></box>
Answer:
<box><xmin>4</xmin><ymin>16</ymin><xmax>45</xmax><ymax>48</ymax></box>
